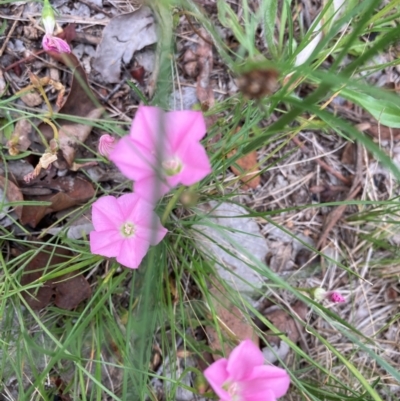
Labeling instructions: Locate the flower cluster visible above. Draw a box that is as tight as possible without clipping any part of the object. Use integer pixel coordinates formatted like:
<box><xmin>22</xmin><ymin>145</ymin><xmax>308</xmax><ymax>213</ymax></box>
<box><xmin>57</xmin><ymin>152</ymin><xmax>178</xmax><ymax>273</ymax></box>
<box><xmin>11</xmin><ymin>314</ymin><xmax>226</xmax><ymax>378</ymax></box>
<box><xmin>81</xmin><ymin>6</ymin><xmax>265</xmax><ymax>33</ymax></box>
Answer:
<box><xmin>312</xmin><ymin>287</ymin><xmax>346</xmax><ymax>303</ymax></box>
<box><xmin>41</xmin><ymin>0</ymin><xmax>71</xmax><ymax>54</ymax></box>
<box><xmin>204</xmin><ymin>339</ymin><xmax>290</xmax><ymax>401</ymax></box>
<box><xmin>90</xmin><ymin>106</ymin><xmax>211</xmax><ymax>269</ymax></box>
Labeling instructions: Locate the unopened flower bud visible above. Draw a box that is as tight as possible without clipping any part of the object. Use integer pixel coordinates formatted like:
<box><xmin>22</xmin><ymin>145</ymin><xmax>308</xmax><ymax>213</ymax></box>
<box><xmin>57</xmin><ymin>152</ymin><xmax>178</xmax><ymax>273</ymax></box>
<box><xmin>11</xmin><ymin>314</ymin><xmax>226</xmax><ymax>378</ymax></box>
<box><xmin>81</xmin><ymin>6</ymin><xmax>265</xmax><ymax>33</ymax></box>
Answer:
<box><xmin>42</xmin><ymin>34</ymin><xmax>71</xmax><ymax>53</ymax></box>
<box><xmin>312</xmin><ymin>287</ymin><xmax>327</xmax><ymax>301</ymax></box>
<box><xmin>42</xmin><ymin>0</ymin><xmax>56</xmax><ymax>35</ymax></box>
<box><xmin>98</xmin><ymin>134</ymin><xmax>116</xmax><ymax>159</ymax></box>
<box><xmin>329</xmin><ymin>291</ymin><xmax>346</xmax><ymax>303</ymax></box>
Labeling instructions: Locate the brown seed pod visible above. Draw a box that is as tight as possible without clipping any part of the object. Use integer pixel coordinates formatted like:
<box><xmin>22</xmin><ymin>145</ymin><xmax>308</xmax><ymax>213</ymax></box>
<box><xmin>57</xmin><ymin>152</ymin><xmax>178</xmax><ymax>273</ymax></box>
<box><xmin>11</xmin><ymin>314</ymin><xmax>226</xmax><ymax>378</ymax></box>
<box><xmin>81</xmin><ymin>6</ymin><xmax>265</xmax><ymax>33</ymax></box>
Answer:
<box><xmin>236</xmin><ymin>68</ymin><xmax>279</xmax><ymax>99</ymax></box>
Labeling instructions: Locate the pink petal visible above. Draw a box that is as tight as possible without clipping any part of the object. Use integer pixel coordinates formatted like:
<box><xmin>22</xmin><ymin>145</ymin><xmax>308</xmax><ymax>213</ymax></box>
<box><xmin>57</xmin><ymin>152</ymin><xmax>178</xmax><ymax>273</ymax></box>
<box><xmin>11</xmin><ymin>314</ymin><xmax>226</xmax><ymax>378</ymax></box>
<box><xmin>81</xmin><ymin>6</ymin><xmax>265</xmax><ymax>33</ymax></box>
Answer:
<box><xmin>116</xmin><ymin>193</ymin><xmax>142</xmax><ymax>220</ymax></box>
<box><xmin>329</xmin><ymin>292</ymin><xmax>346</xmax><ymax>303</ymax></box>
<box><xmin>135</xmin><ymin>217</ymin><xmax>168</xmax><ymax>246</ymax></box>
<box><xmin>92</xmin><ymin>196</ymin><xmax>124</xmax><ymax>231</ymax></box>
<box><xmin>90</xmin><ymin>230</ymin><xmax>122</xmax><ymax>258</ymax></box>
<box><xmin>117</xmin><ymin>237</ymin><xmax>150</xmax><ymax>269</ymax></box>
<box><xmin>240</xmin><ymin>387</ymin><xmax>276</xmax><ymax>401</ymax></box>
<box><xmin>244</xmin><ymin>365</ymin><xmax>291</xmax><ymax>399</ymax></box>
<box><xmin>133</xmin><ymin>176</ymin><xmax>171</xmax><ymax>204</ymax></box>
<box><xmin>42</xmin><ymin>34</ymin><xmax>71</xmax><ymax>53</ymax></box>
<box><xmin>129</xmin><ymin>106</ymin><xmax>166</xmax><ymax>151</ymax></box>
<box><xmin>203</xmin><ymin>359</ymin><xmax>231</xmax><ymax>401</ymax></box>
<box><xmin>165</xmin><ymin>110</ymin><xmax>207</xmax><ymax>149</ymax></box>
<box><xmin>110</xmin><ymin>136</ymin><xmax>157</xmax><ymax>182</ymax></box>
<box><xmin>98</xmin><ymin>134</ymin><xmax>116</xmax><ymax>158</ymax></box>
<box><xmin>227</xmin><ymin>340</ymin><xmax>264</xmax><ymax>381</ymax></box>
<box><xmin>178</xmin><ymin>141</ymin><xmax>211</xmax><ymax>186</ymax></box>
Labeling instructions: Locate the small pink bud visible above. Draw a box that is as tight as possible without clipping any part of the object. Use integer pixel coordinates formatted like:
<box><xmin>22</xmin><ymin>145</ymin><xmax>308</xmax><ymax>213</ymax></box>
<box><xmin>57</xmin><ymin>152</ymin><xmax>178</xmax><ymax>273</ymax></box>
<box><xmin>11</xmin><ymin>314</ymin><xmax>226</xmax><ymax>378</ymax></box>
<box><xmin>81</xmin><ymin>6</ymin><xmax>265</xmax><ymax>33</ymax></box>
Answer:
<box><xmin>98</xmin><ymin>134</ymin><xmax>116</xmax><ymax>159</ymax></box>
<box><xmin>329</xmin><ymin>292</ymin><xmax>346</xmax><ymax>303</ymax></box>
<box><xmin>42</xmin><ymin>34</ymin><xmax>71</xmax><ymax>53</ymax></box>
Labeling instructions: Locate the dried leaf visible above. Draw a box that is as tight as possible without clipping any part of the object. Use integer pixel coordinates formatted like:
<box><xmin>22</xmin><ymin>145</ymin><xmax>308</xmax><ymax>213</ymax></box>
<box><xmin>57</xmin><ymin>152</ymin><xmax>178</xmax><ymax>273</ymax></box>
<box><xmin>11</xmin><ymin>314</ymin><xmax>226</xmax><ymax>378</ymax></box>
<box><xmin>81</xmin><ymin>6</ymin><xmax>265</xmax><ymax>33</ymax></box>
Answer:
<box><xmin>9</xmin><ymin>119</ymin><xmax>32</xmax><ymax>153</ymax></box>
<box><xmin>20</xmin><ymin>175</ymin><xmax>95</xmax><ymax>227</ymax></box>
<box><xmin>20</xmin><ymin>92</ymin><xmax>43</xmax><ymax>107</ymax></box>
<box><xmin>264</xmin><ymin>301</ymin><xmax>307</xmax><ymax>345</ymax></box>
<box><xmin>195</xmin><ymin>29</ymin><xmax>214</xmax><ymax>110</ymax></box>
<box><xmin>0</xmin><ymin>175</ymin><xmax>23</xmax><ymax>219</ymax></box>
<box><xmin>93</xmin><ymin>7</ymin><xmax>157</xmax><ymax>84</ymax></box>
<box><xmin>229</xmin><ymin>149</ymin><xmax>260</xmax><ymax>189</ymax></box>
<box><xmin>366</xmin><ymin>123</ymin><xmax>400</xmax><ymax>140</ymax></box>
<box><xmin>206</xmin><ymin>281</ymin><xmax>259</xmax><ymax>360</ymax></box>
<box><xmin>53</xmin><ymin>272</ymin><xmax>91</xmax><ymax>310</ymax></box>
<box><xmin>20</xmin><ymin>244</ymin><xmax>91</xmax><ymax>310</ymax></box>
<box><xmin>37</xmin><ymin>53</ymin><xmax>103</xmax><ymax>167</ymax></box>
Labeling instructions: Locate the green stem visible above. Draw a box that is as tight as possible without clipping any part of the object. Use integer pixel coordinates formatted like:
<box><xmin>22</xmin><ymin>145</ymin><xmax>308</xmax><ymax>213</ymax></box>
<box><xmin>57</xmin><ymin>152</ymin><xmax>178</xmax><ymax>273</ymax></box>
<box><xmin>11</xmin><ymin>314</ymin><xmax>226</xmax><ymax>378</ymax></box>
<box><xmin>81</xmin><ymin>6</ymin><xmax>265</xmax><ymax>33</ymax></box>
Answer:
<box><xmin>161</xmin><ymin>186</ymin><xmax>185</xmax><ymax>225</ymax></box>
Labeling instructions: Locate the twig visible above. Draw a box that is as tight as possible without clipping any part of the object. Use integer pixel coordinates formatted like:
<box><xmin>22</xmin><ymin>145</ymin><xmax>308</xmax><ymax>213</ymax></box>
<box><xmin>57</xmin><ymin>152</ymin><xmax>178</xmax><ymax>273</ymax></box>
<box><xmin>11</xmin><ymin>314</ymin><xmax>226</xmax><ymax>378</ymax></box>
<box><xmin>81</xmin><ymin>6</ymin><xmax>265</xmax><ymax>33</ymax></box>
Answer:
<box><xmin>317</xmin><ymin>142</ymin><xmax>363</xmax><ymax>250</ymax></box>
<box><xmin>0</xmin><ymin>7</ymin><xmax>24</xmax><ymax>57</ymax></box>
<box><xmin>292</xmin><ymin>136</ymin><xmax>352</xmax><ymax>185</ymax></box>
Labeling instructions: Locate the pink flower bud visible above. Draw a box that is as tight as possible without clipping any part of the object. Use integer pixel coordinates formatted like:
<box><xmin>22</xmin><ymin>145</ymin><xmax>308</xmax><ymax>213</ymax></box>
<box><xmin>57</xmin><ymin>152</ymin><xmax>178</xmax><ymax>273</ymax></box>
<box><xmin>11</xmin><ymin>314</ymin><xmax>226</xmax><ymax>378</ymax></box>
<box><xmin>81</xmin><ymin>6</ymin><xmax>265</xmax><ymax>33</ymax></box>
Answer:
<box><xmin>42</xmin><ymin>34</ymin><xmax>71</xmax><ymax>54</ymax></box>
<box><xmin>98</xmin><ymin>134</ymin><xmax>116</xmax><ymax>159</ymax></box>
<box><xmin>329</xmin><ymin>292</ymin><xmax>346</xmax><ymax>303</ymax></box>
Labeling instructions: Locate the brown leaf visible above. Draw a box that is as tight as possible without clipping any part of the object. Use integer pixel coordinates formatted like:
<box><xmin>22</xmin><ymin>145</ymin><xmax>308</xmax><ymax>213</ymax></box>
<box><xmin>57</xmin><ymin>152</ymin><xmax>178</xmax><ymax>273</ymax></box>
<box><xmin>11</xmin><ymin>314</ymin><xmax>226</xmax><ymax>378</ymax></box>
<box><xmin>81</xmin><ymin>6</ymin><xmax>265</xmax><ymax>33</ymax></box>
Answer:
<box><xmin>264</xmin><ymin>301</ymin><xmax>307</xmax><ymax>345</ymax></box>
<box><xmin>9</xmin><ymin>119</ymin><xmax>32</xmax><ymax>153</ymax></box>
<box><xmin>53</xmin><ymin>272</ymin><xmax>92</xmax><ymax>310</ymax></box>
<box><xmin>37</xmin><ymin>53</ymin><xmax>103</xmax><ymax>167</ymax></box>
<box><xmin>206</xmin><ymin>281</ymin><xmax>259</xmax><ymax>360</ymax></box>
<box><xmin>195</xmin><ymin>29</ymin><xmax>214</xmax><ymax>110</ymax></box>
<box><xmin>20</xmin><ymin>244</ymin><xmax>91</xmax><ymax>310</ymax></box>
<box><xmin>20</xmin><ymin>92</ymin><xmax>43</xmax><ymax>107</ymax></box>
<box><xmin>229</xmin><ymin>149</ymin><xmax>260</xmax><ymax>189</ymax></box>
<box><xmin>0</xmin><ymin>175</ymin><xmax>24</xmax><ymax>219</ymax></box>
<box><xmin>20</xmin><ymin>175</ymin><xmax>95</xmax><ymax>227</ymax></box>
<box><xmin>366</xmin><ymin>123</ymin><xmax>400</xmax><ymax>140</ymax></box>
<box><xmin>341</xmin><ymin>141</ymin><xmax>356</xmax><ymax>166</ymax></box>
<box><xmin>93</xmin><ymin>7</ymin><xmax>157</xmax><ymax>84</ymax></box>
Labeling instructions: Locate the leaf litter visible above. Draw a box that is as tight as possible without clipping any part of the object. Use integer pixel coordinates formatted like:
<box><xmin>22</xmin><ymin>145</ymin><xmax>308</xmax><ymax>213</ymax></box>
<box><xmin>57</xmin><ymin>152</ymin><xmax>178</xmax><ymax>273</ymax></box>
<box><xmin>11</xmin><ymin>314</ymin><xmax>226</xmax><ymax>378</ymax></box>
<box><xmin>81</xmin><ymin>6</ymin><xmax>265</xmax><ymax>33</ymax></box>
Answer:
<box><xmin>1</xmin><ymin>0</ymin><xmax>400</xmax><ymax>399</ymax></box>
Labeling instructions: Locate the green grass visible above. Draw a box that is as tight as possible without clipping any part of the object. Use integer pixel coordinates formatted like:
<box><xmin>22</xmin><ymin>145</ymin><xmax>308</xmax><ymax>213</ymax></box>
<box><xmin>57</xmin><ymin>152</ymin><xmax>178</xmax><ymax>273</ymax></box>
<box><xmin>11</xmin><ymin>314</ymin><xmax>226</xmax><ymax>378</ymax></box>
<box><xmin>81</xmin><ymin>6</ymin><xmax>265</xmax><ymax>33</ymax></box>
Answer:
<box><xmin>1</xmin><ymin>0</ymin><xmax>400</xmax><ymax>400</ymax></box>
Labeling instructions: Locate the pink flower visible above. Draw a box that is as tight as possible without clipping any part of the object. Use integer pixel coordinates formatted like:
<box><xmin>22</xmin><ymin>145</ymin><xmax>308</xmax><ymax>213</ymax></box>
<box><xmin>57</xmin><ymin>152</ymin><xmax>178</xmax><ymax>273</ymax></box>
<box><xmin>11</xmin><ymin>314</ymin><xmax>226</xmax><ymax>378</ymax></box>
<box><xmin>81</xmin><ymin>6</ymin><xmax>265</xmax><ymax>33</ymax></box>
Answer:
<box><xmin>204</xmin><ymin>339</ymin><xmax>290</xmax><ymax>401</ymax></box>
<box><xmin>109</xmin><ymin>106</ymin><xmax>211</xmax><ymax>203</ymax></box>
<box><xmin>312</xmin><ymin>287</ymin><xmax>346</xmax><ymax>303</ymax></box>
<box><xmin>42</xmin><ymin>33</ymin><xmax>71</xmax><ymax>53</ymax></box>
<box><xmin>329</xmin><ymin>292</ymin><xmax>346</xmax><ymax>303</ymax></box>
<box><xmin>89</xmin><ymin>193</ymin><xmax>167</xmax><ymax>269</ymax></box>
<box><xmin>98</xmin><ymin>134</ymin><xmax>117</xmax><ymax>159</ymax></box>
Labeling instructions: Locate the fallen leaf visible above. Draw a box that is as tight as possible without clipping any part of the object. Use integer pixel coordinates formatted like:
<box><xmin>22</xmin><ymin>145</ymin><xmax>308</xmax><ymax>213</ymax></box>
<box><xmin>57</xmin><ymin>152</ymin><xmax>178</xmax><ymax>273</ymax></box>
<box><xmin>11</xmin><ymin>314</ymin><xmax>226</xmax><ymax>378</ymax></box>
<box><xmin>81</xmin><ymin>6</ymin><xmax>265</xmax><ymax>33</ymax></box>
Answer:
<box><xmin>20</xmin><ymin>175</ymin><xmax>95</xmax><ymax>227</ymax></box>
<box><xmin>366</xmin><ymin>123</ymin><xmax>400</xmax><ymax>140</ymax></box>
<box><xmin>264</xmin><ymin>301</ymin><xmax>307</xmax><ymax>346</ymax></box>
<box><xmin>341</xmin><ymin>141</ymin><xmax>356</xmax><ymax>165</ymax></box>
<box><xmin>229</xmin><ymin>149</ymin><xmax>260</xmax><ymax>189</ymax></box>
<box><xmin>20</xmin><ymin>91</ymin><xmax>43</xmax><ymax>107</ymax></box>
<box><xmin>53</xmin><ymin>272</ymin><xmax>92</xmax><ymax>310</ymax></box>
<box><xmin>195</xmin><ymin>29</ymin><xmax>214</xmax><ymax>110</ymax></box>
<box><xmin>20</xmin><ymin>244</ymin><xmax>91</xmax><ymax>310</ymax></box>
<box><xmin>0</xmin><ymin>175</ymin><xmax>23</xmax><ymax>219</ymax></box>
<box><xmin>93</xmin><ymin>7</ymin><xmax>157</xmax><ymax>84</ymax></box>
<box><xmin>36</xmin><ymin>53</ymin><xmax>103</xmax><ymax>167</ymax></box>
<box><xmin>9</xmin><ymin>119</ymin><xmax>32</xmax><ymax>153</ymax></box>
<box><xmin>206</xmin><ymin>281</ymin><xmax>259</xmax><ymax>360</ymax></box>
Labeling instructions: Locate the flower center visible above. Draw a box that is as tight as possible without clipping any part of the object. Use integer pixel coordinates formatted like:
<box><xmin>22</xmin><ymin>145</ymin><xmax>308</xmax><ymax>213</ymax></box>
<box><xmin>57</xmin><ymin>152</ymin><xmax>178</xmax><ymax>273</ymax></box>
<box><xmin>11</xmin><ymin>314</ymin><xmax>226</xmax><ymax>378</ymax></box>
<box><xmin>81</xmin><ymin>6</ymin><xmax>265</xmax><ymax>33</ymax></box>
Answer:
<box><xmin>223</xmin><ymin>380</ymin><xmax>242</xmax><ymax>401</ymax></box>
<box><xmin>162</xmin><ymin>156</ymin><xmax>183</xmax><ymax>176</ymax></box>
<box><xmin>121</xmin><ymin>222</ymin><xmax>136</xmax><ymax>238</ymax></box>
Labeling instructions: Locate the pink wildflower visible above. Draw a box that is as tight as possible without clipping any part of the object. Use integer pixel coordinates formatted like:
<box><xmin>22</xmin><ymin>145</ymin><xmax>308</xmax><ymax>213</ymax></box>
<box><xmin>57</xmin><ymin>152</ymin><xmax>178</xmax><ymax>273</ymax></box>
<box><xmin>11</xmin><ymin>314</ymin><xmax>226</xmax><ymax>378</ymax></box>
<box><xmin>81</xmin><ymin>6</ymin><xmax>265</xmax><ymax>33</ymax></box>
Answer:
<box><xmin>89</xmin><ymin>193</ymin><xmax>167</xmax><ymax>269</ymax></box>
<box><xmin>109</xmin><ymin>106</ymin><xmax>211</xmax><ymax>203</ymax></box>
<box><xmin>42</xmin><ymin>34</ymin><xmax>71</xmax><ymax>53</ymax></box>
<box><xmin>329</xmin><ymin>291</ymin><xmax>346</xmax><ymax>303</ymax></box>
<box><xmin>204</xmin><ymin>339</ymin><xmax>290</xmax><ymax>401</ymax></box>
<box><xmin>98</xmin><ymin>134</ymin><xmax>117</xmax><ymax>159</ymax></box>
<box><xmin>312</xmin><ymin>287</ymin><xmax>346</xmax><ymax>303</ymax></box>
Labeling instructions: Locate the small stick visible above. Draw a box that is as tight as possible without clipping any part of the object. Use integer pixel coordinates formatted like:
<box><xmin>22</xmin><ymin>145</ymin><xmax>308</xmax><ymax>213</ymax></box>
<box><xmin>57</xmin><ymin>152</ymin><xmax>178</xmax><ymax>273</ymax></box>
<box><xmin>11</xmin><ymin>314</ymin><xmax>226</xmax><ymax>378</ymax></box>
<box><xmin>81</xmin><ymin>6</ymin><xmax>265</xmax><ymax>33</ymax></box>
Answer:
<box><xmin>292</xmin><ymin>136</ymin><xmax>352</xmax><ymax>185</ymax></box>
<box><xmin>0</xmin><ymin>7</ymin><xmax>24</xmax><ymax>57</ymax></box>
<box><xmin>317</xmin><ymin>142</ymin><xmax>363</xmax><ymax>250</ymax></box>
